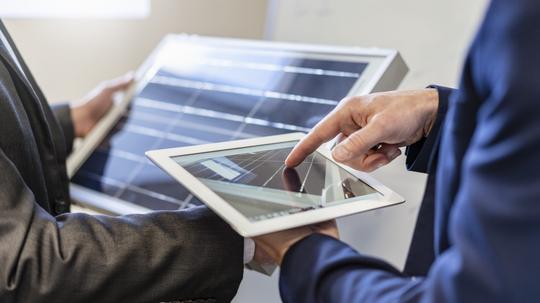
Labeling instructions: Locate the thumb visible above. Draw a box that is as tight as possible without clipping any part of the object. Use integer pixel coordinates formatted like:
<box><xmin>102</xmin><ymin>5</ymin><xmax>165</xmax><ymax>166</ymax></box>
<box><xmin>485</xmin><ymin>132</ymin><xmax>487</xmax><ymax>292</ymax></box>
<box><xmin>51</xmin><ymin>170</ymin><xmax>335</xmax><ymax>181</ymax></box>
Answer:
<box><xmin>332</xmin><ymin>122</ymin><xmax>385</xmax><ymax>162</ymax></box>
<box><xmin>103</xmin><ymin>72</ymin><xmax>134</xmax><ymax>94</ymax></box>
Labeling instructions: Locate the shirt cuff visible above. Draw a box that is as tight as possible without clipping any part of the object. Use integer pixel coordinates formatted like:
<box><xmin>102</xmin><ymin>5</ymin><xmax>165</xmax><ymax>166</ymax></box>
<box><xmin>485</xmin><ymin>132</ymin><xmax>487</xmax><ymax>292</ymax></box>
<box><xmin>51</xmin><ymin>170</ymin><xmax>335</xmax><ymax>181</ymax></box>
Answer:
<box><xmin>244</xmin><ymin>238</ymin><xmax>255</xmax><ymax>264</ymax></box>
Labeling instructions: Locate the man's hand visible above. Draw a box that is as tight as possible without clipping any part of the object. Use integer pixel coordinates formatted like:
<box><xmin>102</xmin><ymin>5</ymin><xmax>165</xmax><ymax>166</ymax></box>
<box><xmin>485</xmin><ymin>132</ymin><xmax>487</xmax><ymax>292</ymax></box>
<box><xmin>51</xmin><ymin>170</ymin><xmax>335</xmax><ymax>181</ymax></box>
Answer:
<box><xmin>254</xmin><ymin>221</ymin><xmax>339</xmax><ymax>265</ymax></box>
<box><xmin>285</xmin><ymin>89</ymin><xmax>439</xmax><ymax>172</ymax></box>
<box><xmin>71</xmin><ymin>73</ymin><xmax>133</xmax><ymax>137</ymax></box>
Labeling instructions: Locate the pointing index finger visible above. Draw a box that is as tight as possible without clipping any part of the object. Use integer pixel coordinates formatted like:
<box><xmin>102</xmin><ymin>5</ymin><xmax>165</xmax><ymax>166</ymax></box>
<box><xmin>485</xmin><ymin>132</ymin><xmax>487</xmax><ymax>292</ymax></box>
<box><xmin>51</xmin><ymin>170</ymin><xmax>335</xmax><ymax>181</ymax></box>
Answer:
<box><xmin>285</xmin><ymin>111</ymin><xmax>342</xmax><ymax>167</ymax></box>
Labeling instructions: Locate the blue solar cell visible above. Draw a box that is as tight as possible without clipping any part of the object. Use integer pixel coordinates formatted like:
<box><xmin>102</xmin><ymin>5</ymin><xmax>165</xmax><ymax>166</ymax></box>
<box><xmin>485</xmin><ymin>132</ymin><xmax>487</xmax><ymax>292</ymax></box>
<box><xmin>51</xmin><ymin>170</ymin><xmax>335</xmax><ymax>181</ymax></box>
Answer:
<box><xmin>156</xmin><ymin>139</ymin><xmax>191</xmax><ymax>149</ymax></box>
<box><xmin>190</xmin><ymin>90</ymin><xmax>259</xmax><ymax>117</ymax></box>
<box><xmin>251</xmin><ymin>98</ymin><xmax>335</xmax><ymax>129</ymax></box>
<box><xmin>77</xmin><ymin>151</ymin><xmax>138</xmax><ymax>184</ymax></box>
<box><xmin>129</xmin><ymin>164</ymin><xmax>192</xmax><ymax>202</ymax></box>
<box><xmin>293</xmin><ymin>58</ymin><xmax>368</xmax><ymax>74</ymax></box>
<box><xmin>169</xmin><ymin>123</ymin><xmax>233</xmax><ymax>143</ymax></box>
<box><xmin>102</xmin><ymin>124</ymin><xmax>160</xmax><ymax>156</ymax></box>
<box><xmin>129</xmin><ymin>104</ymin><xmax>178</xmax><ymax>121</ymax></box>
<box><xmin>239</xmin><ymin>124</ymin><xmax>291</xmax><ymax>137</ymax></box>
<box><xmin>194</xmin><ymin>66</ymin><xmax>277</xmax><ymax>90</ymax></box>
<box><xmin>118</xmin><ymin>188</ymin><xmax>183</xmax><ymax>211</ymax></box>
<box><xmin>272</xmin><ymin>73</ymin><xmax>358</xmax><ymax>101</ymax></box>
<box><xmin>138</xmin><ymin>83</ymin><xmax>197</xmax><ymax>106</ymax></box>
<box><xmin>179</xmin><ymin>113</ymin><xmax>243</xmax><ymax>133</ymax></box>
<box><xmin>72</xmin><ymin>173</ymin><xmax>122</xmax><ymax>197</ymax></box>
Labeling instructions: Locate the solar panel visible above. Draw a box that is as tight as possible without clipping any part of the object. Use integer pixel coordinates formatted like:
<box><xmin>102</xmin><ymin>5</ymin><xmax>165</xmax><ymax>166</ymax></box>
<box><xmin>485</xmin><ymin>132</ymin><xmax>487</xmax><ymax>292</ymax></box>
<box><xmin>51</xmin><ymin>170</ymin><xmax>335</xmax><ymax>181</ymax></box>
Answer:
<box><xmin>68</xmin><ymin>35</ymin><xmax>408</xmax><ymax>215</ymax></box>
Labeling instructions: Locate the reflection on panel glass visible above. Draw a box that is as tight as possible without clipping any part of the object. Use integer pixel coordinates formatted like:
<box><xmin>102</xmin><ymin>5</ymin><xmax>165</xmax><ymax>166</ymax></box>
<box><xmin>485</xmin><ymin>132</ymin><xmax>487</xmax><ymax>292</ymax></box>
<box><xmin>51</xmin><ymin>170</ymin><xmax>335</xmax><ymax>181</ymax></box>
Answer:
<box><xmin>72</xmin><ymin>41</ymin><xmax>368</xmax><ymax>211</ymax></box>
<box><xmin>174</xmin><ymin>142</ymin><xmax>379</xmax><ymax>222</ymax></box>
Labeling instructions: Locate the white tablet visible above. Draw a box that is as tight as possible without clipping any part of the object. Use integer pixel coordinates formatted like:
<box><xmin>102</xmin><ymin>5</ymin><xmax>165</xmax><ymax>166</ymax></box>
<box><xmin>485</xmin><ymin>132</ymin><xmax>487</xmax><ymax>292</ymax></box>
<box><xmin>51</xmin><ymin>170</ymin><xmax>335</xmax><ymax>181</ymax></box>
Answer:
<box><xmin>146</xmin><ymin>133</ymin><xmax>404</xmax><ymax>237</ymax></box>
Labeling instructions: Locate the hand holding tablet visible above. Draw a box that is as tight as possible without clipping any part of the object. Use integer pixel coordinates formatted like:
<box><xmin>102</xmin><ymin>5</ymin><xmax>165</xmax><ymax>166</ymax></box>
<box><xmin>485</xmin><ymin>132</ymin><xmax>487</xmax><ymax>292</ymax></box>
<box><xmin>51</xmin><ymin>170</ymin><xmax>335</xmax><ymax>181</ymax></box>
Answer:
<box><xmin>147</xmin><ymin>133</ymin><xmax>404</xmax><ymax>237</ymax></box>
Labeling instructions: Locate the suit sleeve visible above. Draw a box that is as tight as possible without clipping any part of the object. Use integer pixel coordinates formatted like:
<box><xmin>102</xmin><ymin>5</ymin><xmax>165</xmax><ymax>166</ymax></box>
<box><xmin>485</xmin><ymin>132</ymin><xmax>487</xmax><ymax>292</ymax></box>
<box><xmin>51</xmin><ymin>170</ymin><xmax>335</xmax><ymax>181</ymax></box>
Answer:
<box><xmin>0</xmin><ymin>148</ymin><xmax>243</xmax><ymax>303</ymax></box>
<box><xmin>280</xmin><ymin>234</ymin><xmax>426</xmax><ymax>303</ymax></box>
<box><xmin>50</xmin><ymin>103</ymin><xmax>75</xmax><ymax>155</ymax></box>
<box><xmin>405</xmin><ymin>85</ymin><xmax>453</xmax><ymax>174</ymax></box>
<box><xmin>403</xmin><ymin>86</ymin><xmax>454</xmax><ymax>277</ymax></box>
<box><xmin>279</xmin><ymin>1</ymin><xmax>540</xmax><ymax>302</ymax></box>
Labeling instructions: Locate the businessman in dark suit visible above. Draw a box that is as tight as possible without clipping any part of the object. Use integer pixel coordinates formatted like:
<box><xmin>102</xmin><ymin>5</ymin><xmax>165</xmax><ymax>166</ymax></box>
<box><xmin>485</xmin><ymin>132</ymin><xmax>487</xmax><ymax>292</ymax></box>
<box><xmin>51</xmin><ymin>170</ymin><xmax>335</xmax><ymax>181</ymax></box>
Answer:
<box><xmin>0</xmin><ymin>21</ymin><xmax>245</xmax><ymax>302</ymax></box>
<box><xmin>255</xmin><ymin>0</ymin><xmax>540</xmax><ymax>301</ymax></box>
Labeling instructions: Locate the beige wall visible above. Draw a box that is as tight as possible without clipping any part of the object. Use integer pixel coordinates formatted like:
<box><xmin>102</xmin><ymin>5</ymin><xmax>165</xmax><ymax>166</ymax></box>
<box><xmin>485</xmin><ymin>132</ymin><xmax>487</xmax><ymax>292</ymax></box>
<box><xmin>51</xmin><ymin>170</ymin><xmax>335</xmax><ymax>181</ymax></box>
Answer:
<box><xmin>4</xmin><ymin>0</ymin><xmax>268</xmax><ymax>102</ymax></box>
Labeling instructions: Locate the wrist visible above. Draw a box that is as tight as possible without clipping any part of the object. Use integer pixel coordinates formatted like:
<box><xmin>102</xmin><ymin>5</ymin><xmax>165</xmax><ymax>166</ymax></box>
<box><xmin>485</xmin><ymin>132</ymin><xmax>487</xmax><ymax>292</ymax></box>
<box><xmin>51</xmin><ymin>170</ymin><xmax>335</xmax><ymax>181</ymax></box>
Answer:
<box><xmin>264</xmin><ymin>242</ymin><xmax>292</xmax><ymax>265</ymax></box>
<box><xmin>276</xmin><ymin>234</ymin><xmax>314</xmax><ymax>264</ymax></box>
<box><xmin>254</xmin><ymin>226</ymin><xmax>317</xmax><ymax>265</ymax></box>
<box><xmin>422</xmin><ymin>88</ymin><xmax>439</xmax><ymax>137</ymax></box>
<box><xmin>71</xmin><ymin>104</ymin><xmax>92</xmax><ymax>137</ymax></box>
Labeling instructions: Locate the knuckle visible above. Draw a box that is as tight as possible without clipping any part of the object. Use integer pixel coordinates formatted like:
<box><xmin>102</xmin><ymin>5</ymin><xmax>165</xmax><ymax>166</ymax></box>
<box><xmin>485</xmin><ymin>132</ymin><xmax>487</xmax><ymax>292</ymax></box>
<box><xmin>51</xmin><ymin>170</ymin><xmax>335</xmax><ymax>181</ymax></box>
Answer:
<box><xmin>339</xmin><ymin>96</ymin><xmax>356</xmax><ymax>105</ymax></box>
<box><xmin>371</xmin><ymin>115</ymin><xmax>392</xmax><ymax>134</ymax></box>
<box><xmin>346</xmin><ymin>133</ymin><xmax>368</xmax><ymax>150</ymax></box>
<box><xmin>338</xmin><ymin>95</ymin><xmax>363</xmax><ymax>109</ymax></box>
<box><xmin>355</xmin><ymin>161</ymin><xmax>374</xmax><ymax>172</ymax></box>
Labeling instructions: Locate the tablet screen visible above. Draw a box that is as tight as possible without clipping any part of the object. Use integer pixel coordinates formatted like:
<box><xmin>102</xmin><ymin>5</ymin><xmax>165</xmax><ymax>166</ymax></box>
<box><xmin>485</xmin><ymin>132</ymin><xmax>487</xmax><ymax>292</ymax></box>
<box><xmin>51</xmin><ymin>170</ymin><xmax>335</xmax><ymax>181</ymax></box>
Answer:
<box><xmin>173</xmin><ymin>141</ymin><xmax>379</xmax><ymax>222</ymax></box>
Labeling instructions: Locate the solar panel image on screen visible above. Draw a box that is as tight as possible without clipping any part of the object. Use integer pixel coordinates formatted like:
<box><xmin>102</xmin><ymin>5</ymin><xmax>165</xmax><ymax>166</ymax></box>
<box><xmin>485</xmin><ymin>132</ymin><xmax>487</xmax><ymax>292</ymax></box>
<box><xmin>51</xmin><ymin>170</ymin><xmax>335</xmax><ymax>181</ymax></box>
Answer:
<box><xmin>173</xmin><ymin>142</ymin><xmax>378</xmax><ymax>222</ymax></box>
<box><xmin>72</xmin><ymin>38</ymin><xmax>369</xmax><ymax>212</ymax></box>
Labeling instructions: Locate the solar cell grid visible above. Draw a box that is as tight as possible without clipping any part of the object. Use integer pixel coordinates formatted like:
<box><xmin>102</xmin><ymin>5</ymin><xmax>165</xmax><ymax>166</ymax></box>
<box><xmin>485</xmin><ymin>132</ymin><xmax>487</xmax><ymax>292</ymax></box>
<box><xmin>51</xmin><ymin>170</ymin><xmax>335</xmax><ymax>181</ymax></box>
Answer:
<box><xmin>72</xmin><ymin>43</ymin><xmax>368</xmax><ymax>211</ymax></box>
<box><xmin>173</xmin><ymin>144</ymin><xmax>379</xmax><ymax>222</ymax></box>
<box><xmin>184</xmin><ymin>148</ymin><xmax>328</xmax><ymax>195</ymax></box>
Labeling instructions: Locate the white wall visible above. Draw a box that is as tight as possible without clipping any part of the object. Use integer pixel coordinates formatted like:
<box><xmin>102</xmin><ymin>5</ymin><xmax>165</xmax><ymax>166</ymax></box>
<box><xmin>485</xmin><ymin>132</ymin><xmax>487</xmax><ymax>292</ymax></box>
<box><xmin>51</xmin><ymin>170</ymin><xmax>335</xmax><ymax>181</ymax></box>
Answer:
<box><xmin>4</xmin><ymin>0</ymin><xmax>268</xmax><ymax>102</ymax></box>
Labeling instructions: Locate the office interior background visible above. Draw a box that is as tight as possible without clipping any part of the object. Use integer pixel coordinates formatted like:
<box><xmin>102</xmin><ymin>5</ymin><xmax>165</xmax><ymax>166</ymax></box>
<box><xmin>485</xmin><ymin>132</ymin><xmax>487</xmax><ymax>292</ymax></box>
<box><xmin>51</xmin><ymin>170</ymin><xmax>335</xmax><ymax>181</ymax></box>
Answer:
<box><xmin>2</xmin><ymin>0</ymin><xmax>488</xmax><ymax>301</ymax></box>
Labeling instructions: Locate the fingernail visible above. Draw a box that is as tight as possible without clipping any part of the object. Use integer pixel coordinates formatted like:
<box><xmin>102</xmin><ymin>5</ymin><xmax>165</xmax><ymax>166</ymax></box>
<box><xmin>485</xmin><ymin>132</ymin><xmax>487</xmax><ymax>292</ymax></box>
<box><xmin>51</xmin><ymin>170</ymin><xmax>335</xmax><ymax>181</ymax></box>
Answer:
<box><xmin>333</xmin><ymin>146</ymin><xmax>351</xmax><ymax>161</ymax></box>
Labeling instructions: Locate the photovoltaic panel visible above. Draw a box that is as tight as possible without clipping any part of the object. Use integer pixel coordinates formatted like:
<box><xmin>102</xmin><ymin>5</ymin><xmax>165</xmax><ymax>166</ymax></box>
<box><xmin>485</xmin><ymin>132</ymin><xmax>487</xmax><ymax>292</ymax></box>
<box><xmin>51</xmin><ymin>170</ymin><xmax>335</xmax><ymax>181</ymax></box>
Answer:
<box><xmin>71</xmin><ymin>38</ymin><xmax>371</xmax><ymax>212</ymax></box>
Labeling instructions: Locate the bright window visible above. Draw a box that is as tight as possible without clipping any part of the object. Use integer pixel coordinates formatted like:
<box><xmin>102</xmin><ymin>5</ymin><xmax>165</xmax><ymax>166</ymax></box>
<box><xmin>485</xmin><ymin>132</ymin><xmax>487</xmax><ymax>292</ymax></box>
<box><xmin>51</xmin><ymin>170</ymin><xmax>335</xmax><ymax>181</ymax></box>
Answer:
<box><xmin>0</xmin><ymin>0</ymin><xmax>150</xmax><ymax>19</ymax></box>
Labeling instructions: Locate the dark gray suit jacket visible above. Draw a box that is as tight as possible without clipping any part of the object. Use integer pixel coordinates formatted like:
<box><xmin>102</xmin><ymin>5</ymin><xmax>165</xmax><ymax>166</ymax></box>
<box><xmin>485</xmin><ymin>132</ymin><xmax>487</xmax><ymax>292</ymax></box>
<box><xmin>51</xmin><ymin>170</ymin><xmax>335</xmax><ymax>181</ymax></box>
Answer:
<box><xmin>0</xmin><ymin>21</ymin><xmax>243</xmax><ymax>303</ymax></box>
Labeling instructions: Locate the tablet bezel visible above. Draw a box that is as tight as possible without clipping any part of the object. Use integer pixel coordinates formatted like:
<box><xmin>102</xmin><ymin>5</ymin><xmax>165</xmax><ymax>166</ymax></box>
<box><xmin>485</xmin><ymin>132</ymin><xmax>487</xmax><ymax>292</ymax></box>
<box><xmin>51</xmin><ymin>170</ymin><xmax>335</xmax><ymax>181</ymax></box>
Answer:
<box><xmin>146</xmin><ymin>132</ymin><xmax>404</xmax><ymax>237</ymax></box>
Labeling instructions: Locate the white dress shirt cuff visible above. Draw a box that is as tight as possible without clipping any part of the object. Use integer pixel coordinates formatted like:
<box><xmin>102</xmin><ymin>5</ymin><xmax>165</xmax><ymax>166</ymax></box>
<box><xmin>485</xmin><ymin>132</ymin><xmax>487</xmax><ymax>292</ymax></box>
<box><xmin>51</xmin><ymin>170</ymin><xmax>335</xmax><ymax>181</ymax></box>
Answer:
<box><xmin>244</xmin><ymin>238</ymin><xmax>256</xmax><ymax>264</ymax></box>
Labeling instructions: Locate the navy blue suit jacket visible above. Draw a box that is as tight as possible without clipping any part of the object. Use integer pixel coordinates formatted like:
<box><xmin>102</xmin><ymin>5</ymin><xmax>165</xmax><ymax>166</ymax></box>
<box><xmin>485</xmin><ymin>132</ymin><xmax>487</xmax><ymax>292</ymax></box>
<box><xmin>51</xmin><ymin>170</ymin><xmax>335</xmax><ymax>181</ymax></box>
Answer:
<box><xmin>279</xmin><ymin>1</ymin><xmax>540</xmax><ymax>302</ymax></box>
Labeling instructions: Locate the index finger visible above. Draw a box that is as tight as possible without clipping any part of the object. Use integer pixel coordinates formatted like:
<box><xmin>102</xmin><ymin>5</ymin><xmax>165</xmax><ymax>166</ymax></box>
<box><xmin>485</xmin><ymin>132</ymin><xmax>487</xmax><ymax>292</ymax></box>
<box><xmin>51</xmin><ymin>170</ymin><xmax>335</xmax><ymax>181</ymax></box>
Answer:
<box><xmin>285</xmin><ymin>111</ymin><xmax>342</xmax><ymax>167</ymax></box>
